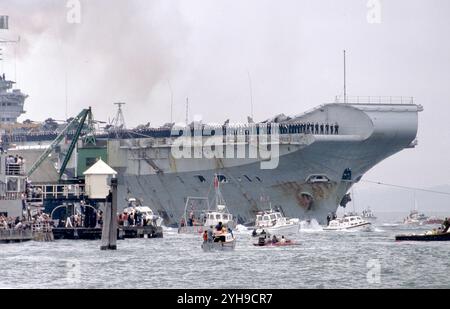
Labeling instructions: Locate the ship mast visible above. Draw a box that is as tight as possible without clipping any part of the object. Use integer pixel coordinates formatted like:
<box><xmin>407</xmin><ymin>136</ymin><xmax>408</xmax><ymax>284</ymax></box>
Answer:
<box><xmin>343</xmin><ymin>50</ymin><xmax>347</xmax><ymax>103</ymax></box>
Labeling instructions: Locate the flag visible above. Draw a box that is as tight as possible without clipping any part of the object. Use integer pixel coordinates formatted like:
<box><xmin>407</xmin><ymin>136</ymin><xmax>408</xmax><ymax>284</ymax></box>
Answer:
<box><xmin>0</xmin><ymin>16</ymin><xmax>8</xmax><ymax>29</ymax></box>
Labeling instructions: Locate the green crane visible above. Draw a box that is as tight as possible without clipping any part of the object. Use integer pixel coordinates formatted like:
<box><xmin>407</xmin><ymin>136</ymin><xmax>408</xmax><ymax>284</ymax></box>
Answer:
<box><xmin>27</xmin><ymin>107</ymin><xmax>94</xmax><ymax>180</ymax></box>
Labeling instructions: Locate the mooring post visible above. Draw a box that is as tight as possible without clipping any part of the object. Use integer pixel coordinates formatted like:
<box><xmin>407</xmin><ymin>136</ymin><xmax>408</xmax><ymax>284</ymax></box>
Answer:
<box><xmin>100</xmin><ymin>178</ymin><xmax>118</xmax><ymax>250</ymax></box>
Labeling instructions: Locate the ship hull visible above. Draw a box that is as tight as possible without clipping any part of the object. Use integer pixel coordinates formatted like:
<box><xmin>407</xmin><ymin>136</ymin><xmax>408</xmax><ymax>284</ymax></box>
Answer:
<box><xmin>115</xmin><ymin>103</ymin><xmax>421</xmax><ymax>226</ymax></box>
<box><xmin>7</xmin><ymin>102</ymin><xmax>420</xmax><ymax>227</ymax></box>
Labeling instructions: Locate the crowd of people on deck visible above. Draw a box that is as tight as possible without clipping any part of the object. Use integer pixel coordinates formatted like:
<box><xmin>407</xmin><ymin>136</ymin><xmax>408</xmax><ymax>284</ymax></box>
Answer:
<box><xmin>1</xmin><ymin>120</ymin><xmax>341</xmax><ymax>145</ymax></box>
<box><xmin>60</xmin><ymin>207</ymin><xmax>100</xmax><ymax>229</ymax></box>
<box><xmin>5</xmin><ymin>155</ymin><xmax>26</xmax><ymax>175</ymax></box>
<box><xmin>117</xmin><ymin>209</ymin><xmax>155</xmax><ymax>227</ymax></box>
<box><xmin>173</xmin><ymin>122</ymin><xmax>341</xmax><ymax>138</ymax></box>
<box><xmin>0</xmin><ymin>211</ymin><xmax>53</xmax><ymax>232</ymax></box>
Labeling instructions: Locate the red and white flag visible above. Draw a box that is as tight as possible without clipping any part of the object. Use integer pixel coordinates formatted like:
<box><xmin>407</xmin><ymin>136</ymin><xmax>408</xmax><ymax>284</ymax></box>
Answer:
<box><xmin>214</xmin><ymin>175</ymin><xmax>219</xmax><ymax>189</ymax></box>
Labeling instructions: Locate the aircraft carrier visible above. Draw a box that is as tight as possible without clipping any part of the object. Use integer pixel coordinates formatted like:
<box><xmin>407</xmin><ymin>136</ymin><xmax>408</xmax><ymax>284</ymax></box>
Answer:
<box><xmin>0</xmin><ymin>69</ymin><xmax>422</xmax><ymax>225</ymax></box>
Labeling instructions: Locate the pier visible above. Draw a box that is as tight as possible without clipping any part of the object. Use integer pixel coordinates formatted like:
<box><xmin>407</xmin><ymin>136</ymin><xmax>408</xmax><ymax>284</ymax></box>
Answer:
<box><xmin>0</xmin><ymin>224</ymin><xmax>53</xmax><ymax>243</ymax></box>
<box><xmin>0</xmin><ymin>229</ymin><xmax>32</xmax><ymax>243</ymax></box>
<box><xmin>118</xmin><ymin>226</ymin><xmax>163</xmax><ymax>239</ymax></box>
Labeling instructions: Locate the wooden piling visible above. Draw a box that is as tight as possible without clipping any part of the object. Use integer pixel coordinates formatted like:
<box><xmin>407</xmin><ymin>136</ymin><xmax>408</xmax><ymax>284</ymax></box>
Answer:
<box><xmin>100</xmin><ymin>178</ymin><xmax>118</xmax><ymax>250</ymax></box>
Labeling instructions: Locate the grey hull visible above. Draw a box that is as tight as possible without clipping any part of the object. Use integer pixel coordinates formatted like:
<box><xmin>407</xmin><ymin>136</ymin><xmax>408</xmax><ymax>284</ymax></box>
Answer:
<box><xmin>112</xmin><ymin>103</ymin><xmax>421</xmax><ymax>226</ymax></box>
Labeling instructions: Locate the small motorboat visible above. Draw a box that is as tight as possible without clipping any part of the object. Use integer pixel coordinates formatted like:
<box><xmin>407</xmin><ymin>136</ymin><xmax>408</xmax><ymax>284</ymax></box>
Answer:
<box><xmin>423</xmin><ymin>217</ymin><xmax>444</xmax><ymax>225</ymax></box>
<box><xmin>361</xmin><ymin>208</ymin><xmax>377</xmax><ymax>222</ymax></box>
<box><xmin>403</xmin><ymin>210</ymin><xmax>429</xmax><ymax>225</ymax></box>
<box><xmin>202</xmin><ymin>230</ymin><xmax>236</xmax><ymax>251</ymax></box>
<box><xmin>396</xmin><ymin>232</ymin><xmax>450</xmax><ymax>242</ymax></box>
<box><xmin>251</xmin><ymin>208</ymin><xmax>299</xmax><ymax>236</ymax></box>
<box><xmin>179</xmin><ymin>174</ymin><xmax>237</xmax><ymax>234</ymax></box>
<box><xmin>253</xmin><ymin>236</ymin><xmax>298</xmax><ymax>247</ymax></box>
<box><xmin>323</xmin><ymin>215</ymin><xmax>371</xmax><ymax>231</ymax></box>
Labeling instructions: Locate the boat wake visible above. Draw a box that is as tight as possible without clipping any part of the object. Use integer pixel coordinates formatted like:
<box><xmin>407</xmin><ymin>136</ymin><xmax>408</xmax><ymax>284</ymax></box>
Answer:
<box><xmin>373</xmin><ymin>227</ymin><xmax>385</xmax><ymax>233</ymax></box>
<box><xmin>382</xmin><ymin>223</ymin><xmax>401</xmax><ymax>227</ymax></box>
<box><xmin>299</xmin><ymin>219</ymin><xmax>323</xmax><ymax>232</ymax></box>
<box><xmin>235</xmin><ymin>224</ymin><xmax>252</xmax><ymax>234</ymax></box>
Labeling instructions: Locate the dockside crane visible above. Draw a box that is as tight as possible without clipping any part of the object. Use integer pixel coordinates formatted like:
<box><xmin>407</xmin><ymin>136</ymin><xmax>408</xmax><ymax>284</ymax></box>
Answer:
<box><xmin>27</xmin><ymin>107</ymin><xmax>94</xmax><ymax>180</ymax></box>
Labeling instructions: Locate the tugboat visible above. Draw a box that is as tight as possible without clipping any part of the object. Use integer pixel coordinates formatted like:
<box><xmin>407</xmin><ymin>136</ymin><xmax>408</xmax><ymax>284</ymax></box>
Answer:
<box><xmin>251</xmin><ymin>207</ymin><xmax>299</xmax><ymax>236</ymax></box>
<box><xmin>323</xmin><ymin>215</ymin><xmax>372</xmax><ymax>231</ymax></box>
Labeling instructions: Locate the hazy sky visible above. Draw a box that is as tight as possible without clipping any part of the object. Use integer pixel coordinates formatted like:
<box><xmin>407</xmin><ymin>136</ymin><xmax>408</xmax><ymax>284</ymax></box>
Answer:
<box><xmin>1</xmin><ymin>0</ymin><xmax>450</xmax><ymax>194</ymax></box>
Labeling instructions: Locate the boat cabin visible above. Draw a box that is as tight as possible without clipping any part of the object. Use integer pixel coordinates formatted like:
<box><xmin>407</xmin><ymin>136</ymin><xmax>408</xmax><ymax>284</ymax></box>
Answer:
<box><xmin>256</xmin><ymin>210</ymin><xmax>284</xmax><ymax>227</ymax></box>
<box><xmin>204</xmin><ymin>205</ymin><xmax>234</xmax><ymax>228</ymax></box>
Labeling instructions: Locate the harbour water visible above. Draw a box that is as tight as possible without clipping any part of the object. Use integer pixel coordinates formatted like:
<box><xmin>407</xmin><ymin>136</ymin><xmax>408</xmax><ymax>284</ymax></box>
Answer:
<box><xmin>1</xmin><ymin>213</ymin><xmax>449</xmax><ymax>289</ymax></box>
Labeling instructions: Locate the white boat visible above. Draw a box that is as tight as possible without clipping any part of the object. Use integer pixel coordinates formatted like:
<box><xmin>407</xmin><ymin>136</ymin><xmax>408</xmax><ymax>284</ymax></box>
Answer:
<box><xmin>361</xmin><ymin>208</ymin><xmax>377</xmax><ymax>222</ymax></box>
<box><xmin>252</xmin><ymin>208</ymin><xmax>300</xmax><ymax>235</ymax></box>
<box><xmin>122</xmin><ymin>198</ymin><xmax>164</xmax><ymax>227</ymax></box>
<box><xmin>403</xmin><ymin>210</ymin><xmax>429</xmax><ymax>225</ymax></box>
<box><xmin>323</xmin><ymin>215</ymin><xmax>372</xmax><ymax>231</ymax></box>
<box><xmin>201</xmin><ymin>228</ymin><xmax>236</xmax><ymax>251</ymax></box>
<box><xmin>179</xmin><ymin>174</ymin><xmax>237</xmax><ymax>234</ymax></box>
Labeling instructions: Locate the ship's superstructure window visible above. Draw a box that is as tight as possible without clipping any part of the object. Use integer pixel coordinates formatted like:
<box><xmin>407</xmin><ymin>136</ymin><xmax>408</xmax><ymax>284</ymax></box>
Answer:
<box><xmin>195</xmin><ymin>175</ymin><xmax>206</xmax><ymax>183</ymax></box>
<box><xmin>306</xmin><ymin>175</ymin><xmax>331</xmax><ymax>183</ymax></box>
<box><xmin>216</xmin><ymin>174</ymin><xmax>227</xmax><ymax>183</ymax></box>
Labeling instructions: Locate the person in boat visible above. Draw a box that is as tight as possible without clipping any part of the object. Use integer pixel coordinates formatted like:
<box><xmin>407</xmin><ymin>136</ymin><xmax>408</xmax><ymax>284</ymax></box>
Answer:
<box><xmin>442</xmin><ymin>218</ymin><xmax>450</xmax><ymax>233</ymax></box>
<box><xmin>215</xmin><ymin>221</ymin><xmax>223</xmax><ymax>232</ymax></box>
<box><xmin>252</xmin><ymin>229</ymin><xmax>258</xmax><ymax>237</ymax></box>
<box><xmin>258</xmin><ymin>236</ymin><xmax>266</xmax><ymax>246</ymax></box>
<box><xmin>280</xmin><ymin>236</ymin><xmax>286</xmax><ymax>244</ymax></box>
<box><xmin>272</xmin><ymin>235</ymin><xmax>279</xmax><ymax>244</ymax></box>
<box><xmin>326</xmin><ymin>214</ymin><xmax>331</xmax><ymax>226</ymax></box>
<box><xmin>203</xmin><ymin>231</ymin><xmax>208</xmax><ymax>243</ymax></box>
<box><xmin>188</xmin><ymin>211</ymin><xmax>194</xmax><ymax>227</ymax></box>
<box><xmin>228</xmin><ymin>227</ymin><xmax>234</xmax><ymax>238</ymax></box>
<box><xmin>207</xmin><ymin>229</ymin><xmax>213</xmax><ymax>242</ymax></box>
<box><xmin>260</xmin><ymin>229</ymin><xmax>266</xmax><ymax>236</ymax></box>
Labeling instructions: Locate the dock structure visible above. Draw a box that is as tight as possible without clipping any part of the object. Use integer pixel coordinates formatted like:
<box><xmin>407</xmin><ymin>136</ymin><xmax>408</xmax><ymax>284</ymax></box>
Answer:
<box><xmin>0</xmin><ymin>229</ymin><xmax>33</xmax><ymax>243</ymax></box>
<box><xmin>118</xmin><ymin>225</ymin><xmax>163</xmax><ymax>239</ymax></box>
<box><xmin>52</xmin><ymin>227</ymin><xmax>102</xmax><ymax>240</ymax></box>
<box><xmin>0</xmin><ymin>223</ymin><xmax>54</xmax><ymax>243</ymax></box>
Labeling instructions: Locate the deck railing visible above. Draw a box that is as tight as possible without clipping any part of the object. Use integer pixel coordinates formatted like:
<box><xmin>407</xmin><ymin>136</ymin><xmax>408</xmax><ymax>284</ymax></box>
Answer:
<box><xmin>5</xmin><ymin>163</ymin><xmax>26</xmax><ymax>176</ymax></box>
<box><xmin>334</xmin><ymin>96</ymin><xmax>414</xmax><ymax>104</ymax></box>
<box><xmin>29</xmin><ymin>184</ymin><xmax>86</xmax><ymax>200</ymax></box>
